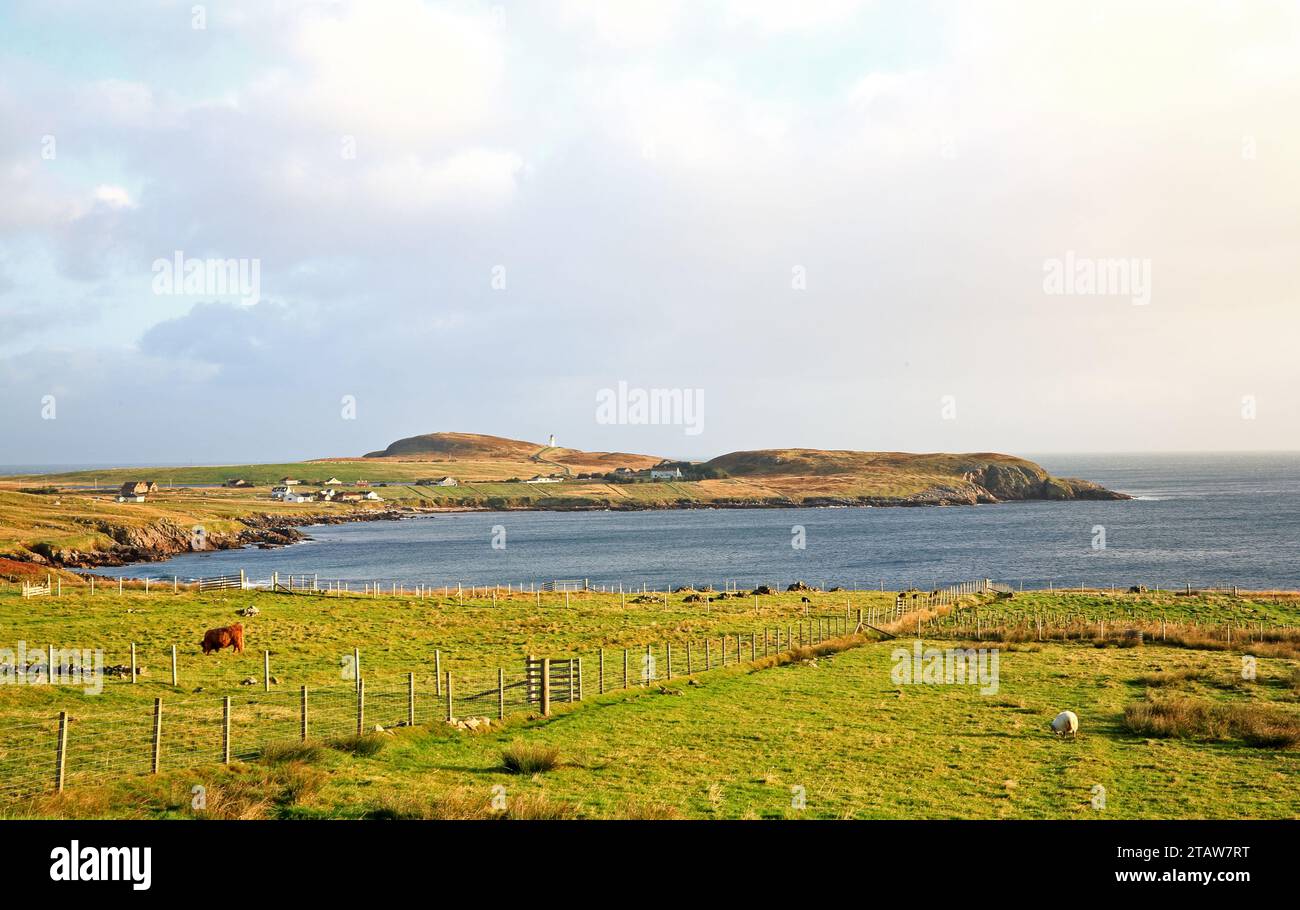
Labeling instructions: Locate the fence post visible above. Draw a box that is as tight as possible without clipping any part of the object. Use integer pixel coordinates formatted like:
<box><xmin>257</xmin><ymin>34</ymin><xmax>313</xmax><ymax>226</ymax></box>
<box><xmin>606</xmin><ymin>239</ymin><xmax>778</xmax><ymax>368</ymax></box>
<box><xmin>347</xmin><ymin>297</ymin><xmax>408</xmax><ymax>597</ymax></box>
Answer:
<box><xmin>408</xmin><ymin>672</ymin><xmax>415</xmax><ymax>727</ymax></box>
<box><xmin>130</xmin><ymin>642</ymin><xmax>137</xmax><ymax>684</ymax></box>
<box><xmin>357</xmin><ymin>679</ymin><xmax>365</xmax><ymax>735</ymax></box>
<box><xmin>222</xmin><ymin>697</ymin><xmax>231</xmax><ymax>764</ymax></box>
<box><xmin>171</xmin><ymin>645</ymin><xmax>178</xmax><ymax>687</ymax></box>
<box><xmin>577</xmin><ymin>657</ymin><xmax>583</xmax><ymax>701</ymax></box>
<box><xmin>540</xmin><ymin>659</ymin><xmax>551</xmax><ymax>716</ymax></box>
<box><xmin>435</xmin><ymin>650</ymin><xmax>442</xmax><ymax>696</ymax></box>
<box><xmin>599</xmin><ymin>649</ymin><xmax>605</xmax><ymax>694</ymax></box>
<box><xmin>706</xmin><ymin>638</ymin><xmax>712</xmax><ymax>669</ymax></box>
<box><xmin>300</xmin><ymin>686</ymin><xmax>308</xmax><ymax>741</ymax></box>
<box><xmin>568</xmin><ymin>660</ymin><xmax>576</xmax><ymax>702</ymax></box>
<box><xmin>622</xmin><ymin>649</ymin><xmax>628</xmax><ymax>689</ymax></box>
<box><xmin>353</xmin><ymin>647</ymin><xmax>360</xmax><ymax>693</ymax></box>
<box><xmin>264</xmin><ymin>650</ymin><xmax>271</xmax><ymax>692</ymax></box>
<box><xmin>55</xmin><ymin>711</ymin><xmax>68</xmax><ymax>792</ymax></box>
<box><xmin>666</xmin><ymin>643</ymin><xmax>672</xmax><ymax>680</ymax></box>
<box><xmin>498</xmin><ymin>668</ymin><xmax>505</xmax><ymax>720</ymax></box>
<box><xmin>445</xmin><ymin>671</ymin><xmax>453</xmax><ymax>722</ymax></box>
<box><xmin>151</xmin><ymin>698</ymin><xmax>162</xmax><ymax>774</ymax></box>
<box><xmin>687</xmin><ymin>640</ymin><xmax>693</xmax><ymax>675</ymax></box>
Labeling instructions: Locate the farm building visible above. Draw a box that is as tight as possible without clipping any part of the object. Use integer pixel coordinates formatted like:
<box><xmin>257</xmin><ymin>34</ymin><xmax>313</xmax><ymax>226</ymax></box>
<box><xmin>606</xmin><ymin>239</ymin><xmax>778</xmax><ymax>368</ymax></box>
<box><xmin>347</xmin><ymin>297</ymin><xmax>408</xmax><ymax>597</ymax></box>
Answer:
<box><xmin>335</xmin><ymin>490</ymin><xmax>382</xmax><ymax>502</ymax></box>
<box><xmin>649</xmin><ymin>467</ymin><xmax>684</xmax><ymax>480</ymax></box>
<box><xmin>279</xmin><ymin>477</ymin><xmax>301</xmax><ymax>486</ymax></box>
<box><xmin>224</xmin><ymin>478</ymin><xmax>250</xmax><ymax>488</ymax></box>
<box><xmin>118</xmin><ymin>481</ymin><xmax>157</xmax><ymax>496</ymax></box>
<box><xmin>524</xmin><ymin>474</ymin><xmax>563</xmax><ymax>484</ymax></box>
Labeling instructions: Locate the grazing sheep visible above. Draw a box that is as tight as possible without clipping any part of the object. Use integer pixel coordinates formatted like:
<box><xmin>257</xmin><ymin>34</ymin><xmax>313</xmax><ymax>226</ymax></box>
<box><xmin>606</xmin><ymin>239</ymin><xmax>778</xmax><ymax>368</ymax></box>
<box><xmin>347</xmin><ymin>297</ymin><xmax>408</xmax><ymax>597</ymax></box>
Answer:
<box><xmin>1051</xmin><ymin>710</ymin><xmax>1079</xmax><ymax>738</ymax></box>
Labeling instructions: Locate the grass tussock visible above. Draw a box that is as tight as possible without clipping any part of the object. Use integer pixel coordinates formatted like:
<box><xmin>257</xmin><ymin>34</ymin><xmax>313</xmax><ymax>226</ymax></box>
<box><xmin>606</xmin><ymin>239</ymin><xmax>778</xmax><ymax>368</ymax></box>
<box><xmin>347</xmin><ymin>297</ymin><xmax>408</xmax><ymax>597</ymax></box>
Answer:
<box><xmin>366</xmin><ymin>787</ymin><xmax>579</xmax><ymax>820</ymax></box>
<box><xmin>1124</xmin><ymin>697</ymin><xmax>1300</xmax><ymax>748</ymax></box>
<box><xmin>327</xmin><ymin>733</ymin><xmax>387</xmax><ymax>757</ymax></box>
<box><xmin>1135</xmin><ymin>669</ymin><xmax>1215</xmax><ymax>688</ymax></box>
<box><xmin>259</xmin><ymin>740</ymin><xmax>325</xmax><ymax>764</ymax></box>
<box><xmin>621</xmin><ymin>800</ymin><xmax>682</xmax><ymax>820</ymax></box>
<box><xmin>502</xmin><ymin>740</ymin><xmax>561</xmax><ymax>774</ymax></box>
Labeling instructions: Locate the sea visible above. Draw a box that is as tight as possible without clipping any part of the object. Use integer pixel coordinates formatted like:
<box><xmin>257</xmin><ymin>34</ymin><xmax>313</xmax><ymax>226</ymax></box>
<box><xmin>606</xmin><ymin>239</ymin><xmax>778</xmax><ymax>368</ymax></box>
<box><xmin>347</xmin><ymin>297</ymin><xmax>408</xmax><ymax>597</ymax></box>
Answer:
<box><xmin>45</xmin><ymin>453</ymin><xmax>1300</xmax><ymax>590</ymax></box>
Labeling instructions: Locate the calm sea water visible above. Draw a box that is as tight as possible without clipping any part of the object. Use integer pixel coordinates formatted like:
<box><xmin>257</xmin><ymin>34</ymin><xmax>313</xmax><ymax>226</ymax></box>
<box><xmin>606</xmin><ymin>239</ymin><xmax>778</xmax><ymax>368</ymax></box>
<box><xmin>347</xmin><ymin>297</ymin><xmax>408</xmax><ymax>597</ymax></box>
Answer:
<box><xmin>89</xmin><ymin>453</ymin><xmax>1300</xmax><ymax>590</ymax></box>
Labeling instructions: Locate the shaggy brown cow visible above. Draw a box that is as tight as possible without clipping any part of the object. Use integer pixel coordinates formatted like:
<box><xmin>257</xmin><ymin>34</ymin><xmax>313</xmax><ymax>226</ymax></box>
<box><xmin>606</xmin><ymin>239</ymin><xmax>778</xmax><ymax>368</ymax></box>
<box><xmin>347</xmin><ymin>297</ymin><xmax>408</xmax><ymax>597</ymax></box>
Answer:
<box><xmin>201</xmin><ymin>622</ymin><xmax>245</xmax><ymax>655</ymax></box>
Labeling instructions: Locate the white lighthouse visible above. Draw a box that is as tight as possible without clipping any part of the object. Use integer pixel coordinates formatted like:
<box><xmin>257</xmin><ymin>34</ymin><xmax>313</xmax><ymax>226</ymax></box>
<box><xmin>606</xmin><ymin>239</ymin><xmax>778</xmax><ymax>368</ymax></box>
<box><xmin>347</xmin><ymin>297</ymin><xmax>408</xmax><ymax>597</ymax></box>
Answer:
<box><xmin>548</xmin><ymin>434</ymin><xmax>556</xmax><ymax>448</ymax></box>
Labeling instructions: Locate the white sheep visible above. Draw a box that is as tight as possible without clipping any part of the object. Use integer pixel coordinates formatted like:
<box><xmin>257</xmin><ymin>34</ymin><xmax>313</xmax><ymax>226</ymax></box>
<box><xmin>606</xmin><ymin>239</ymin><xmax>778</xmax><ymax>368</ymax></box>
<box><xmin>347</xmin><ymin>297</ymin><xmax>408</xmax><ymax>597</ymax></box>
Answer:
<box><xmin>1051</xmin><ymin>710</ymin><xmax>1079</xmax><ymax>738</ymax></box>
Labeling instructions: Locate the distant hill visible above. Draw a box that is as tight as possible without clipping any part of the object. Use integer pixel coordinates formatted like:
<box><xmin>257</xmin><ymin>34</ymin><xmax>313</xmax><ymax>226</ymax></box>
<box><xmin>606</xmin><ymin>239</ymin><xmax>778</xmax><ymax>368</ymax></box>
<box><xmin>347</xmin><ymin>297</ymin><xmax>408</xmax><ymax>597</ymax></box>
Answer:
<box><xmin>704</xmin><ymin>449</ymin><xmax>1125</xmax><ymax>502</ymax></box>
<box><xmin>363</xmin><ymin>432</ymin><xmax>542</xmax><ymax>461</ymax></box>
<box><xmin>360</xmin><ymin>432</ymin><xmax>662</xmax><ymax>475</ymax></box>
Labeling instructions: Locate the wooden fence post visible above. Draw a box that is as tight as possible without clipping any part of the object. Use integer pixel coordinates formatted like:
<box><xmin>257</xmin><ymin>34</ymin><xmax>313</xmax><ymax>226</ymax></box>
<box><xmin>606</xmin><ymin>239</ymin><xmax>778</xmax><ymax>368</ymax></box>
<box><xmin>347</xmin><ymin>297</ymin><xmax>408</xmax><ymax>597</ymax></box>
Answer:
<box><xmin>577</xmin><ymin>657</ymin><xmax>583</xmax><ymax>701</ymax></box>
<box><xmin>353</xmin><ymin>647</ymin><xmax>360</xmax><ymax>693</ymax></box>
<box><xmin>151</xmin><ymin>698</ymin><xmax>162</xmax><ymax>774</ymax></box>
<box><xmin>130</xmin><ymin>642</ymin><xmax>137</xmax><ymax>684</ymax></box>
<box><xmin>540</xmin><ymin>659</ymin><xmax>551</xmax><ymax>716</ymax></box>
<box><xmin>356</xmin><ymin>679</ymin><xmax>365</xmax><ymax>735</ymax></box>
<box><xmin>622</xmin><ymin>649</ymin><xmax>628</xmax><ymax>689</ymax></box>
<box><xmin>666</xmin><ymin>643</ymin><xmax>672</xmax><ymax>679</ymax></box>
<box><xmin>300</xmin><ymin>686</ymin><xmax>308</xmax><ymax>741</ymax></box>
<box><xmin>408</xmin><ymin>672</ymin><xmax>415</xmax><ymax>727</ymax></box>
<box><xmin>706</xmin><ymin>638</ymin><xmax>712</xmax><ymax>669</ymax></box>
<box><xmin>599</xmin><ymin>649</ymin><xmax>605</xmax><ymax>694</ymax></box>
<box><xmin>55</xmin><ymin>711</ymin><xmax>68</xmax><ymax>792</ymax></box>
<box><xmin>171</xmin><ymin>645</ymin><xmax>178</xmax><ymax>687</ymax></box>
<box><xmin>498</xmin><ymin>668</ymin><xmax>505</xmax><ymax>720</ymax></box>
<box><xmin>435</xmin><ymin>650</ymin><xmax>442</xmax><ymax>696</ymax></box>
<box><xmin>445</xmin><ymin>672</ymin><xmax>453</xmax><ymax>722</ymax></box>
<box><xmin>222</xmin><ymin>697</ymin><xmax>231</xmax><ymax>764</ymax></box>
<box><xmin>686</xmin><ymin>640</ymin><xmax>693</xmax><ymax>675</ymax></box>
<box><xmin>264</xmin><ymin>650</ymin><xmax>270</xmax><ymax>692</ymax></box>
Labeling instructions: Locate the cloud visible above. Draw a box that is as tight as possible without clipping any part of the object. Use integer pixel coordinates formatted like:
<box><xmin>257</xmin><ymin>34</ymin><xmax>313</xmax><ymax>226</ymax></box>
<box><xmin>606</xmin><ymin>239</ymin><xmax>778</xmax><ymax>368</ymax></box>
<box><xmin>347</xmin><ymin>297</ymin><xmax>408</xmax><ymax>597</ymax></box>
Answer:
<box><xmin>1</xmin><ymin>0</ymin><xmax>1299</xmax><ymax>461</ymax></box>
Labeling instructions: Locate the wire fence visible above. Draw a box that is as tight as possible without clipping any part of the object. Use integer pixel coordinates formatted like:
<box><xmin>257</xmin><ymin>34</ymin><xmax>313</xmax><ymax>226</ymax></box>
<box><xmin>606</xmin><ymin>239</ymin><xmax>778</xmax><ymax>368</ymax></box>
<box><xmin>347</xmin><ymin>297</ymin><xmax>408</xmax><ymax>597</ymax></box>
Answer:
<box><xmin>0</xmin><ymin>607</ymin><xmax>869</xmax><ymax>803</ymax></box>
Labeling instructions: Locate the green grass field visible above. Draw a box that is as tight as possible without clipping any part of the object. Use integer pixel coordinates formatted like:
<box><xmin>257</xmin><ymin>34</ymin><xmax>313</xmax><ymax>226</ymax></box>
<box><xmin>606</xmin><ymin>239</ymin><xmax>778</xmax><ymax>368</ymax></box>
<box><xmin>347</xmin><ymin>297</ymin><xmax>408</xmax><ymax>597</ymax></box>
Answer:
<box><xmin>0</xmin><ymin>584</ymin><xmax>1296</xmax><ymax>819</ymax></box>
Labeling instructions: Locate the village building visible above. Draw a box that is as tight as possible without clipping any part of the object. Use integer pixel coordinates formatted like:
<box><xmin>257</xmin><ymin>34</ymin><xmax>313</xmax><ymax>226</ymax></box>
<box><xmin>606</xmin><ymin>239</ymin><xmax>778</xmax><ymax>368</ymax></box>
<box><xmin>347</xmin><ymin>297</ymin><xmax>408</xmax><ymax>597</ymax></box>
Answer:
<box><xmin>279</xmin><ymin>477</ymin><xmax>301</xmax><ymax>486</ymax></box>
<box><xmin>119</xmin><ymin>481</ymin><xmax>158</xmax><ymax>496</ymax></box>
<box><xmin>224</xmin><ymin>478</ymin><xmax>251</xmax><ymax>488</ymax></box>
<box><xmin>524</xmin><ymin>474</ymin><xmax>563</xmax><ymax>484</ymax></box>
<box><xmin>650</xmin><ymin>467</ymin><xmax>684</xmax><ymax>480</ymax></box>
<box><xmin>323</xmin><ymin>477</ymin><xmax>343</xmax><ymax>485</ymax></box>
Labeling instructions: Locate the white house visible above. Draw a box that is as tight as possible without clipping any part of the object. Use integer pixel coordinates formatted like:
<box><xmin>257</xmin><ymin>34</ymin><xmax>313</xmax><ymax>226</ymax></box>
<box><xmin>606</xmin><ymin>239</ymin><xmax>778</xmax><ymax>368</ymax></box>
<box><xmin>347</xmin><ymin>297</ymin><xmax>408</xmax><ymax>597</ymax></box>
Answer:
<box><xmin>650</xmin><ymin>467</ymin><xmax>683</xmax><ymax>480</ymax></box>
<box><xmin>282</xmin><ymin>490</ymin><xmax>313</xmax><ymax>503</ymax></box>
<box><xmin>434</xmin><ymin>476</ymin><xmax>458</xmax><ymax>486</ymax></box>
<box><xmin>524</xmin><ymin>474</ymin><xmax>563</xmax><ymax>484</ymax></box>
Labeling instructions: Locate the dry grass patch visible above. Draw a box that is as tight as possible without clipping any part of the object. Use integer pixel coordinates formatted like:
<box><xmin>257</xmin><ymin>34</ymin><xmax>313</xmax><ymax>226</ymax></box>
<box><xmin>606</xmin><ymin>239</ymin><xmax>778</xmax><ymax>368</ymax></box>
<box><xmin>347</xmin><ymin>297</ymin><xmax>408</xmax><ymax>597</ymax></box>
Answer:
<box><xmin>1124</xmin><ymin>697</ymin><xmax>1300</xmax><ymax>748</ymax></box>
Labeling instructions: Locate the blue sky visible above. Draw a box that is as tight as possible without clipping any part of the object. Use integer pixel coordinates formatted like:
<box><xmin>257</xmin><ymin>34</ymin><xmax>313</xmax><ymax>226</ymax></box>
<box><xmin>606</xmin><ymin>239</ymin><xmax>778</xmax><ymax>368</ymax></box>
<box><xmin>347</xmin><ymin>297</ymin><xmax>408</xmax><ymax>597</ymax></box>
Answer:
<box><xmin>2</xmin><ymin>0</ymin><xmax>1299</xmax><ymax>464</ymax></box>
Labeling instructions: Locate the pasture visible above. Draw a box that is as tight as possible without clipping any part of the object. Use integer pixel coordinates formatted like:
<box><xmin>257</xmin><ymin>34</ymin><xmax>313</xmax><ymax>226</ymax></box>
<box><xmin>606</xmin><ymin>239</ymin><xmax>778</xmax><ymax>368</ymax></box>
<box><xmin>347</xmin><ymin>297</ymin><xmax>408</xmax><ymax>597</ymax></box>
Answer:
<box><xmin>1</xmin><ymin>583</ymin><xmax>1297</xmax><ymax>819</ymax></box>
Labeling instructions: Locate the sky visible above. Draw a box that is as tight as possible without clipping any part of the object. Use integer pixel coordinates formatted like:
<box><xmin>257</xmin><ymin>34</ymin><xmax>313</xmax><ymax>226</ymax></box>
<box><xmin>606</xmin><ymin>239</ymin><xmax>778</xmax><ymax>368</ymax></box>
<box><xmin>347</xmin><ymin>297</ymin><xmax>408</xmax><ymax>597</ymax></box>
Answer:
<box><xmin>2</xmin><ymin>0</ymin><xmax>1299</xmax><ymax>465</ymax></box>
